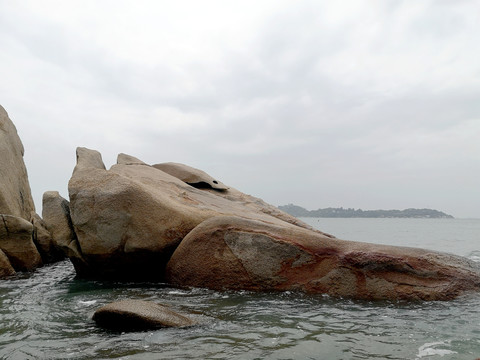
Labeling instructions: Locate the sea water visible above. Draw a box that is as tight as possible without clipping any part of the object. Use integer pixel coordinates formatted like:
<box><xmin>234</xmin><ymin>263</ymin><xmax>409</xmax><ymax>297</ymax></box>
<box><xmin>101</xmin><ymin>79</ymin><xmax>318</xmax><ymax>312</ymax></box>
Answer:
<box><xmin>1</xmin><ymin>218</ymin><xmax>479</xmax><ymax>359</ymax></box>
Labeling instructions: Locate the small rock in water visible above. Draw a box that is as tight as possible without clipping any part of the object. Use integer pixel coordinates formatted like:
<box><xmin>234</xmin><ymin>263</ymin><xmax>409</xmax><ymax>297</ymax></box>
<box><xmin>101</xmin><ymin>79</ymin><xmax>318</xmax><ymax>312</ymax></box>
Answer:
<box><xmin>92</xmin><ymin>299</ymin><xmax>196</xmax><ymax>331</ymax></box>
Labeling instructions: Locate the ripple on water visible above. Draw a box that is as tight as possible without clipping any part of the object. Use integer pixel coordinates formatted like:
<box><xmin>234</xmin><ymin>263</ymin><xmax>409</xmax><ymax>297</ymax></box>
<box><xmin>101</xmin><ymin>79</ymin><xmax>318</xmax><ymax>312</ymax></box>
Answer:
<box><xmin>467</xmin><ymin>250</ymin><xmax>480</xmax><ymax>263</ymax></box>
<box><xmin>1</xmin><ymin>260</ymin><xmax>480</xmax><ymax>359</ymax></box>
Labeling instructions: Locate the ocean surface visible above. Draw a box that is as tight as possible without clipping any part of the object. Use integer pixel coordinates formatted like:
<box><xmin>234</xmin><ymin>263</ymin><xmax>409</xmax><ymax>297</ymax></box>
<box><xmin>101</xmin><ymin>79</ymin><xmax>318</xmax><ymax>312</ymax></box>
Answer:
<box><xmin>1</xmin><ymin>218</ymin><xmax>479</xmax><ymax>360</ymax></box>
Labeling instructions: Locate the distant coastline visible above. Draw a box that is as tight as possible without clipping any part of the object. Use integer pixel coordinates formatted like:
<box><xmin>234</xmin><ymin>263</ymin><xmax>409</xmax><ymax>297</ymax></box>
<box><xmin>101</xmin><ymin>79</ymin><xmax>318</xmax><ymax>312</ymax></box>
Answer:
<box><xmin>278</xmin><ymin>204</ymin><xmax>454</xmax><ymax>219</ymax></box>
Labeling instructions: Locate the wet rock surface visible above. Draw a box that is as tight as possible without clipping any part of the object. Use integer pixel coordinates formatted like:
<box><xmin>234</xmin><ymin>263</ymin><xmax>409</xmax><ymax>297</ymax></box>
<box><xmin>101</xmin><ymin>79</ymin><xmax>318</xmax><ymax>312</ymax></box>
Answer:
<box><xmin>92</xmin><ymin>299</ymin><xmax>196</xmax><ymax>331</ymax></box>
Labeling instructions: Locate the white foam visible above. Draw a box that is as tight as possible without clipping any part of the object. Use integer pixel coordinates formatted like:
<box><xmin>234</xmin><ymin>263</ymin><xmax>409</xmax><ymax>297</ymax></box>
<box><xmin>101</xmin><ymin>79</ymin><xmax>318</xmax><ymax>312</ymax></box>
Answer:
<box><xmin>416</xmin><ymin>341</ymin><xmax>457</xmax><ymax>359</ymax></box>
<box><xmin>78</xmin><ymin>300</ymin><xmax>97</xmax><ymax>306</ymax></box>
<box><xmin>467</xmin><ymin>250</ymin><xmax>480</xmax><ymax>262</ymax></box>
<box><xmin>167</xmin><ymin>290</ymin><xmax>187</xmax><ymax>295</ymax></box>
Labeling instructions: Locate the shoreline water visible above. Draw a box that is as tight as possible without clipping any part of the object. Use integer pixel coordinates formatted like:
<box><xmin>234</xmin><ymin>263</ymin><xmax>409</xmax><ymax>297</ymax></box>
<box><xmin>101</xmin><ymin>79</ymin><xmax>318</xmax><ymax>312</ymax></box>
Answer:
<box><xmin>1</xmin><ymin>218</ymin><xmax>479</xmax><ymax>359</ymax></box>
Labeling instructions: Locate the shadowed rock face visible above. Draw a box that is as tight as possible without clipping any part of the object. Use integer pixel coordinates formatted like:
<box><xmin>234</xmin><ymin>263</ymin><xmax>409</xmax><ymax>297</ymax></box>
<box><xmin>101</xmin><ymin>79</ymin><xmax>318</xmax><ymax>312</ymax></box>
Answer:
<box><xmin>67</xmin><ymin>147</ymin><xmax>322</xmax><ymax>279</ymax></box>
<box><xmin>0</xmin><ymin>249</ymin><xmax>15</xmax><ymax>278</ymax></box>
<box><xmin>92</xmin><ymin>300</ymin><xmax>195</xmax><ymax>331</ymax></box>
<box><xmin>165</xmin><ymin>216</ymin><xmax>480</xmax><ymax>301</ymax></box>
<box><xmin>42</xmin><ymin>191</ymin><xmax>76</xmax><ymax>261</ymax></box>
<box><xmin>30</xmin><ymin>212</ymin><xmax>64</xmax><ymax>264</ymax></box>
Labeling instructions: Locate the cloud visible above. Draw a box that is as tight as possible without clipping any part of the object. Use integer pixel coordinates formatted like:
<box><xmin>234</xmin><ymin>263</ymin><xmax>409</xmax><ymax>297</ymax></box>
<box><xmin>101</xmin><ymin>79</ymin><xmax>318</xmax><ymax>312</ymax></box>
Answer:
<box><xmin>0</xmin><ymin>0</ymin><xmax>479</xmax><ymax>217</ymax></box>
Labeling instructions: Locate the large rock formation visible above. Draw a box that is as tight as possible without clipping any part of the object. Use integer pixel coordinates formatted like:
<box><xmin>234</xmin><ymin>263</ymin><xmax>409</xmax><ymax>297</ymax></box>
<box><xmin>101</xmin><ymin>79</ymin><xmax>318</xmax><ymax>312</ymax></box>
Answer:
<box><xmin>67</xmin><ymin>148</ymin><xmax>321</xmax><ymax>278</ymax></box>
<box><xmin>2</xmin><ymin>105</ymin><xmax>477</xmax><ymax>301</ymax></box>
<box><xmin>0</xmin><ymin>106</ymin><xmax>47</xmax><ymax>277</ymax></box>
<box><xmin>165</xmin><ymin>216</ymin><xmax>480</xmax><ymax>301</ymax></box>
<box><xmin>0</xmin><ymin>105</ymin><xmax>35</xmax><ymax>220</ymax></box>
<box><xmin>65</xmin><ymin>147</ymin><xmax>480</xmax><ymax>300</ymax></box>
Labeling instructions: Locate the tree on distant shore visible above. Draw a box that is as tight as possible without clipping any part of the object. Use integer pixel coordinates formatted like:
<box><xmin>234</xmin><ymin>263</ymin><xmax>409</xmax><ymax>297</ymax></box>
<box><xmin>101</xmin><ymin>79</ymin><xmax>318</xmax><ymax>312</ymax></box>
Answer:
<box><xmin>278</xmin><ymin>204</ymin><xmax>453</xmax><ymax>218</ymax></box>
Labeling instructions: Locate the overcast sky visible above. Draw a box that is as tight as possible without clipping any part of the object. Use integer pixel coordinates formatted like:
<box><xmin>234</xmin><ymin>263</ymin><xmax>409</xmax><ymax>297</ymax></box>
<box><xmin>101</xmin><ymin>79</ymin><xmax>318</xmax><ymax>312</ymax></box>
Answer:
<box><xmin>1</xmin><ymin>0</ymin><xmax>479</xmax><ymax>218</ymax></box>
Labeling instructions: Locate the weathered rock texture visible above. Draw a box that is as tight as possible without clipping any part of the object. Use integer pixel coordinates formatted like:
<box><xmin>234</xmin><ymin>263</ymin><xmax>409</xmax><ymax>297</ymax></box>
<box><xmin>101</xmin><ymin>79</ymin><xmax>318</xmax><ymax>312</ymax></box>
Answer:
<box><xmin>66</xmin><ymin>147</ymin><xmax>480</xmax><ymax>300</ymax></box>
<box><xmin>0</xmin><ymin>248</ymin><xmax>16</xmax><ymax>278</ymax></box>
<box><xmin>42</xmin><ymin>191</ymin><xmax>76</xmax><ymax>261</ymax></box>
<box><xmin>68</xmin><ymin>147</ymin><xmax>322</xmax><ymax>278</ymax></box>
<box><xmin>92</xmin><ymin>299</ymin><xmax>196</xmax><ymax>331</ymax></box>
<box><xmin>153</xmin><ymin>162</ymin><xmax>229</xmax><ymax>190</ymax></box>
<box><xmin>157</xmin><ymin>162</ymin><xmax>320</xmax><ymax>232</ymax></box>
<box><xmin>0</xmin><ymin>214</ymin><xmax>42</xmax><ymax>271</ymax></box>
<box><xmin>31</xmin><ymin>212</ymin><xmax>64</xmax><ymax>263</ymax></box>
<box><xmin>165</xmin><ymin>216</ymin><xmax>480</xmax><ymax>300</ymax></box>
<box><xmin>0</xmin><ymin>105</ymin><xmax>65</xmax><ymax>277</ymax></box>
<box><xmin>0</xmin><ymin>105</ymin><xmax>35</xmax><ymax>220</ymax></box>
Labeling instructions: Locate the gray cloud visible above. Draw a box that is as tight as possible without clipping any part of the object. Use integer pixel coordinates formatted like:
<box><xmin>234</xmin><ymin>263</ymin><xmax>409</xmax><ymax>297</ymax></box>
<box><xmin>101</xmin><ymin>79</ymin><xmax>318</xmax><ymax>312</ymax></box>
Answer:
<box><xmin>0</xmin><ymin>0</ymin><xmax>479</xmax><ymax>218</ymax></box>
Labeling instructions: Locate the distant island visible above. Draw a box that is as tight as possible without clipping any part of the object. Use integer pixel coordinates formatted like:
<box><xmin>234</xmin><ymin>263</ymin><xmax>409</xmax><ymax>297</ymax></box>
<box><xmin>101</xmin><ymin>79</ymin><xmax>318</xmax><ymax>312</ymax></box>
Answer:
<box><xmin>278</xmin><ymin>204</ymin><xmax>454</xmax><ymax>219</ymax></box>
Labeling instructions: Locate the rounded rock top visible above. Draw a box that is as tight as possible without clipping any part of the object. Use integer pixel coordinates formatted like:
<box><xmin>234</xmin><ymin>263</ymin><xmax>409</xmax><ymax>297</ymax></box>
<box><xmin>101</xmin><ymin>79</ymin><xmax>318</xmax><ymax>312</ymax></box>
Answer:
<box><xmin>92</xmin><ymin>299</ymin><xmax>196</xmax><ymax>331</ymax></box>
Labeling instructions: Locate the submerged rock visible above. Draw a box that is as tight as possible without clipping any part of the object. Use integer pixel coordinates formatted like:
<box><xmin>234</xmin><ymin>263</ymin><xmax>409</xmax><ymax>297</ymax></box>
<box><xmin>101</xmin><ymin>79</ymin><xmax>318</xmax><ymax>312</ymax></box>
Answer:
<box><xmin>92</xmin><ymin>299</ymin><xmax>196</xmax><ymax>331</ymax></box>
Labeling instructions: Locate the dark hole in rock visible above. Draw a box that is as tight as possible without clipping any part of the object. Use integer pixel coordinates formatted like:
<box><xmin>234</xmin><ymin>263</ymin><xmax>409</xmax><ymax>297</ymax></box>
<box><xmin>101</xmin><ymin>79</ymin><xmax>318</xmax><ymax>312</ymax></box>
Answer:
<box><xmin>188</xmin><ymin>181</ymin><xmax>226</xmax><ymax>191</ymax></box>
<box><xmin>188</xmin><ymin>181</ymin><xmax>212</xmax><ymax>189</ymax></box>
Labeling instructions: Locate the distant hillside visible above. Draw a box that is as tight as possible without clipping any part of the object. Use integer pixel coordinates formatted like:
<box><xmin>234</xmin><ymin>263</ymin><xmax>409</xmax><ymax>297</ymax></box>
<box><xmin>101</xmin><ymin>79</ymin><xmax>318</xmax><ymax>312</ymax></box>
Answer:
<box><xmin>278</xmin><ymin>204</ymin><xmax>454</xmax><ymax>219</ymax></box>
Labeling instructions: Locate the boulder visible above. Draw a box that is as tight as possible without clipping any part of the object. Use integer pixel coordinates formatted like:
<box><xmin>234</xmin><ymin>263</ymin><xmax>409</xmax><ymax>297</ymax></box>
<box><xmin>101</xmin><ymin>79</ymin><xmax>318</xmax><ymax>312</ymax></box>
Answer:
<box><xmin>92</xmin><ymin>299</ymin><xmax>196</xmax><ymax>331</ymax></box>
<box><xmin>0</xmin><ymin>248</ymin><xmax>16</xmax><ymax>278</ymax></box>
<box><xmin>42</xmin><ymin>191</ymin><xmax>78</xmax><ymax>261</ymax></box>
<box><xmin>30</xmin><ymin>212</ymin><xmax>64</xmax><ymax>263</ymax></box>
<box><xmin>0</xmin><ymin>105</ymin><xmax>61</xmax><ymax>272</ymax></box>
<box><xmin>66</xmin><ymin>147</ymin><xmax>480</xmax><ymax>300</ymax></box>
<box><xmin>0</xmin><ymin>214</ymin><xmax>42</xmax><ymax>271</ymax></box>
<box><xmin>0</xmin><ymin>105</ymin><xmax>36</xmax><ymax>220</ymax></box>
<box><xmin>67</xmin><ymin>147</ymin><xmax>321</xmax><ymax>278</ymax></box>
<box><xmin>153</xmin><ymin>162</ymin><xmax>229</xmax><ymax>190</ymax></box>
<box><xmin>165</xmin><ymin>216</ymin><xmax>480</xmax><ymax>301</ymax></box>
